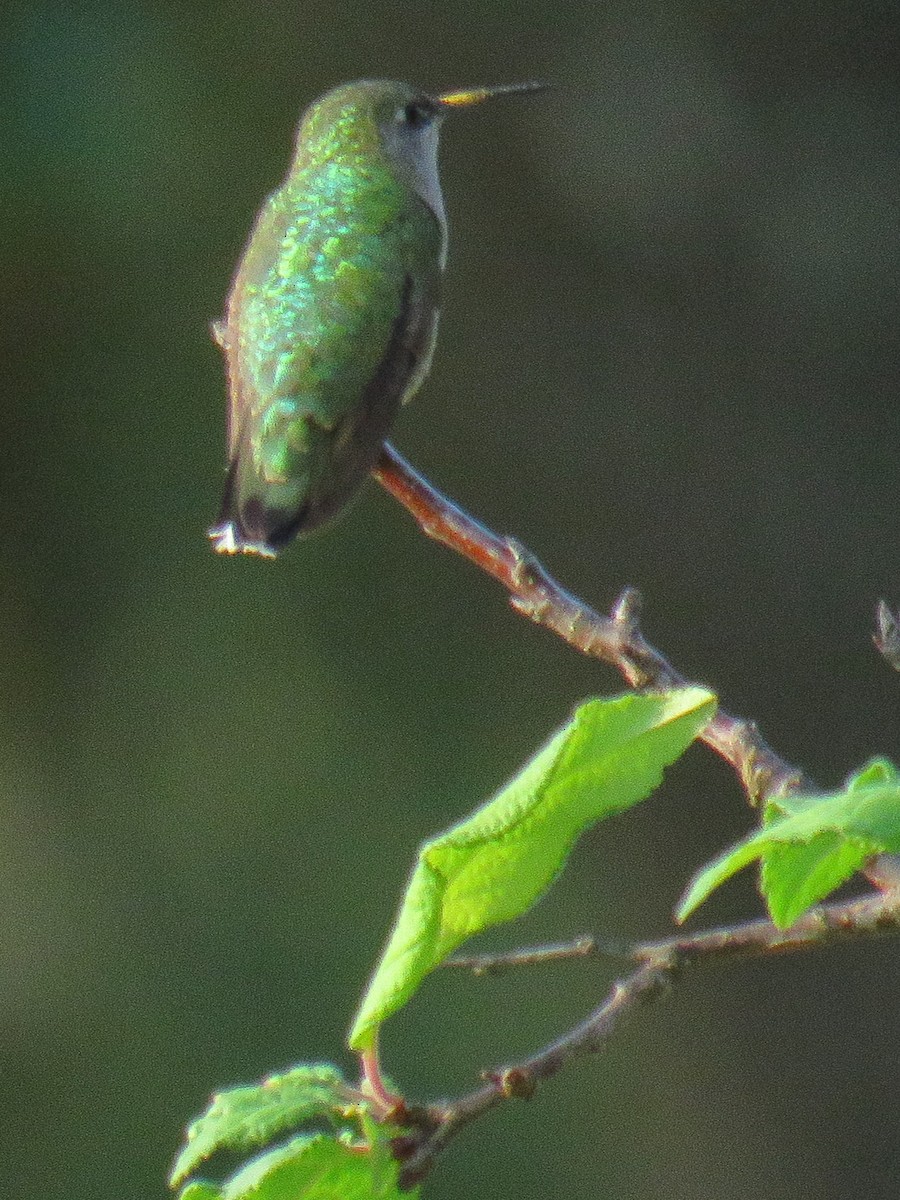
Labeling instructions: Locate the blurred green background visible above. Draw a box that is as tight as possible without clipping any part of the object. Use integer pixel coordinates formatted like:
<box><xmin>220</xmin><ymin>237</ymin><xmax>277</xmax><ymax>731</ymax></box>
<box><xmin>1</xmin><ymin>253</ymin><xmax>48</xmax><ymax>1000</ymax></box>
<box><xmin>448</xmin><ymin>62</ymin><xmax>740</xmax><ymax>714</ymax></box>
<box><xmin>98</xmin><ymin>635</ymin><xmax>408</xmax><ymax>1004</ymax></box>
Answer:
<box><xmin>3</xmin><ymin>1</ymin><xmax>900</xmax><ymax>1197</ymax></box>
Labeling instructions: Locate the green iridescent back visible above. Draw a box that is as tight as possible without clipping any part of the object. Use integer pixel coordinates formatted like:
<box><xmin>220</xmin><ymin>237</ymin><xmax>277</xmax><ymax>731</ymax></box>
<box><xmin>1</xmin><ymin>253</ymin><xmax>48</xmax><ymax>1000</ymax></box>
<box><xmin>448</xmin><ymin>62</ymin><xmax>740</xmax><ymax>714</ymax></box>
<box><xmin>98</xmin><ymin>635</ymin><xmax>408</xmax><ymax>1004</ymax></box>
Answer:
<box><xmin>214</xmin><ymin>81</ymin><xmax>445</xmax><ymax>554</ymax></box>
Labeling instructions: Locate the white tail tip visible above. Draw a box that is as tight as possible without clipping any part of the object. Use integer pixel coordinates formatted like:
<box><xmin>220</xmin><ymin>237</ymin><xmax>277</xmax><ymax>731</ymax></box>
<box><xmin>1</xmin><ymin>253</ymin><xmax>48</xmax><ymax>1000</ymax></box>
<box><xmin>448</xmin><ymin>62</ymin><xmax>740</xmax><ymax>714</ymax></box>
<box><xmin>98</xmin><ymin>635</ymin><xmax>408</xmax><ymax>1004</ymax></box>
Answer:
<box><xmin>208</xmin><ymin>523</ymin><xmax>277</xmax><ymax>560</ymax></box>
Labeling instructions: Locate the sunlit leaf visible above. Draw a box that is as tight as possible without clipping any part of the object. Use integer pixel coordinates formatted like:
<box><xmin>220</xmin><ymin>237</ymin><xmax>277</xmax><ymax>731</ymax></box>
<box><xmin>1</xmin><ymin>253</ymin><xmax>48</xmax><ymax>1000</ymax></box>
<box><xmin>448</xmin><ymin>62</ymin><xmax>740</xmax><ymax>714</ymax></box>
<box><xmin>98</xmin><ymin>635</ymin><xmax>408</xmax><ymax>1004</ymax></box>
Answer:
<box><xmin>220</xmin><ymin>1133</ymin><xmax>413</xmax><ymax>1200</ymax></box>
<box><xmin>349</xmin><ymin>688</ymin><xmax>716</xmax><ymax>1050</ymax></box>
<box><xmin>759</xmin><ymin>758</ymin><xmax>900</xmax><ymax>927</ymax></box>
<box><xmin>170</xmin><ymin>1064</ymin><xmax>348</xmax><ymax>1188</ymax></box>
<box><xmin>177</xmin><ymin>1185</ymin><xmax>222</xmax><ymax>1200</ymax></box>
<box><xmin>677</xmin><ymin>759</ymin><xmax>900</xmax><ymax>928</ymax></box>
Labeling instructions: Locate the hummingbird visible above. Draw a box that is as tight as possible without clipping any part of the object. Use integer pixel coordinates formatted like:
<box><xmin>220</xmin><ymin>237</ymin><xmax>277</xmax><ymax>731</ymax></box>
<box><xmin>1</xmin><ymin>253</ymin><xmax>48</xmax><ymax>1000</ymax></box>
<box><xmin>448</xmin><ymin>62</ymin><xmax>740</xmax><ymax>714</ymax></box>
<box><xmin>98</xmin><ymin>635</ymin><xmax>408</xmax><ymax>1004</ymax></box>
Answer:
<box><xmin>209</xmin><ymin>77</ymin><xmax>545</xmax><ymax>558</ymax></box>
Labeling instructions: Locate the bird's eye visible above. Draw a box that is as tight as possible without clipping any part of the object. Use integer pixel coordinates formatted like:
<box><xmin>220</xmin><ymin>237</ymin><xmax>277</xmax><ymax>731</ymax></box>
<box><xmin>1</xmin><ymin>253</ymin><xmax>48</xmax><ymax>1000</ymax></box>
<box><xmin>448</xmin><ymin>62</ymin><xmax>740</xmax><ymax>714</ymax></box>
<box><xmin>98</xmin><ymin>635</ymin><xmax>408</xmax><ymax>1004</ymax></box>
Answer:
<box><xmin>397</xmin><ymin>101</ymin><xmax>430</xmax><ymax>128</ymax></box>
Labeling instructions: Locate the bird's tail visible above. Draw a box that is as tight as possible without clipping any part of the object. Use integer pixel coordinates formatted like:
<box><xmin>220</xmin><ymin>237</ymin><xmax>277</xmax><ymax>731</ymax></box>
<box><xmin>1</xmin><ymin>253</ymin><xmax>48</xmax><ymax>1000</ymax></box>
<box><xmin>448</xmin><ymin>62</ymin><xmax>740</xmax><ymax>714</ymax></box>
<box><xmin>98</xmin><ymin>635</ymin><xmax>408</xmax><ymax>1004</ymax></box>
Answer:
<box><xmin>207</xmin><ymin>457</ymin><xmax>281</xmax><ymax>559</ymax></box>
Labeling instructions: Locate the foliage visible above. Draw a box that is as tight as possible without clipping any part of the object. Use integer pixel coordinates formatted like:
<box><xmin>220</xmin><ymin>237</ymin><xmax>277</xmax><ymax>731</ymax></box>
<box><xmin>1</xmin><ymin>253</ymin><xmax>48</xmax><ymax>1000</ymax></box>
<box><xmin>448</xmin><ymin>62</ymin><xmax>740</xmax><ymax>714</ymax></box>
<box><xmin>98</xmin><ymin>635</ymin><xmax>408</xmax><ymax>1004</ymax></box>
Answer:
<box><xmin>349</xmin><ymin>687</ymin><xmax>716</xmax><ymax>1050</ymax></box>
<box><xmin>171</xmin><ymin>1068</ymin><xmax>415</xmax><ymax>1200</ymax></box>
<box><xmin>172</xmin><ymin>688</ymin><xmax>716</xmax><ymax>1195</ymax></box>
<box><xmin>678</xmin><ymin>758</ymin><xmax>900</xmax><ymax>928</ymax></box>
<box><xmin>170</xmin><ymin>1065</ymin><xmax>350</xmax><ymax>1188</ymax></box>
<box><xmin>171</xmin><ymin>681</ymin><xmax>900</xmax><ymax>1195</ymax></box>
<box><xmin>175</xmin><ymin>1132</ymin><xmax>413</xmax><ymax>1200</ymax></box>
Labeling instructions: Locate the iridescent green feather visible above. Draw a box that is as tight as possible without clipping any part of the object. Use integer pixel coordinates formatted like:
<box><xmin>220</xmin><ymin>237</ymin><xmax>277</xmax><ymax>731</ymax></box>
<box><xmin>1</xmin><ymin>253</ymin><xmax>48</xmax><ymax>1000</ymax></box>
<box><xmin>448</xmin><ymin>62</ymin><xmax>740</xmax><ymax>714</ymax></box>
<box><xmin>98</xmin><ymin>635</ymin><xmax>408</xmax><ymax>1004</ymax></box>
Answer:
<box><xmin>233</xmin><ymin>163</ymin><xmax>438</xmax><ymax>487</ymax></box>
<box><xmin>213</xmin><ymin>81</ymin><xmax>445</xmax><ymax>555</ymax></box>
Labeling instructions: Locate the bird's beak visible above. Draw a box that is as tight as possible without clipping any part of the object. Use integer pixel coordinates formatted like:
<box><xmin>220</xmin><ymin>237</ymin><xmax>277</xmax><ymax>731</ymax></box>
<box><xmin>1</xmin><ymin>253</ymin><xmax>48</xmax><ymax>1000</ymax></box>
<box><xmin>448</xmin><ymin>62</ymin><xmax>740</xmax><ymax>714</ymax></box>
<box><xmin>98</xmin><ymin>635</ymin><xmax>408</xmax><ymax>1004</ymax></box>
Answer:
<box><xmin>435</xmin><ymin>81</ymin><xmax>549</xmax><ymax>109</ymax></box>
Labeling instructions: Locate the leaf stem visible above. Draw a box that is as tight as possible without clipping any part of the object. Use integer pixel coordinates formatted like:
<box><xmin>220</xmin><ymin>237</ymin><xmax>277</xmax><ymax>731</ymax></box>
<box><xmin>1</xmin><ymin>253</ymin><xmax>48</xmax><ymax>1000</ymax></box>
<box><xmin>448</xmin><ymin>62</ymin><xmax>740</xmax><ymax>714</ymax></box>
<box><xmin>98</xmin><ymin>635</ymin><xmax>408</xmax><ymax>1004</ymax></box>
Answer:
<box><xmin>359</xmin><ymin>1042</ymin><xmax>404</xmax><ymax>1121</ymax></box>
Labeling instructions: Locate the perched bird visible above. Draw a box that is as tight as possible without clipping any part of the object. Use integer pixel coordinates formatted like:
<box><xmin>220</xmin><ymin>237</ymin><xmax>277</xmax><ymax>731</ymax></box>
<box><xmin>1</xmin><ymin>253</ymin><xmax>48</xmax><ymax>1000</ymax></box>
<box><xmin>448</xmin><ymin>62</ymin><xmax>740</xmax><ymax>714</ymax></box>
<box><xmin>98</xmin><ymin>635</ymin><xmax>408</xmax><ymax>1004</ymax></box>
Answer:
<box><xmin>209</xmin><ymin>78</ymin><xmax>545</xmax><ymax>558</ymax></box>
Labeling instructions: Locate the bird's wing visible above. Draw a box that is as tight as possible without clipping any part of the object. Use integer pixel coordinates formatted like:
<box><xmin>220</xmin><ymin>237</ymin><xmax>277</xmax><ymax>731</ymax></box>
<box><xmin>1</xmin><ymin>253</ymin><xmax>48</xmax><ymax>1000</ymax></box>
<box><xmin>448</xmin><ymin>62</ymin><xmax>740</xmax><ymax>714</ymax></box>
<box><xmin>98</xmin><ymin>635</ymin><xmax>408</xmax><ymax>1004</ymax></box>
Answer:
<box><xmin>297</xmin><ymin>271</ymin><xmax>437</xmax><ymax>533</ymax></box>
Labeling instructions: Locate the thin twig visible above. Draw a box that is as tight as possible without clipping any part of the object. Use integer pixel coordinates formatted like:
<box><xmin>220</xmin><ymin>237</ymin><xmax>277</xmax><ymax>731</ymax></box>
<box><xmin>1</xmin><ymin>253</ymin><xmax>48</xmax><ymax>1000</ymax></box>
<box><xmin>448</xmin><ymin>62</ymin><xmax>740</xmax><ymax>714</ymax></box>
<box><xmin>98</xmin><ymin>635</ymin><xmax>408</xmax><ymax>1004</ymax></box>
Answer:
<box><xmin>397</xmin><ymin>960</ymin><xmax>669</xmax><ymax>1187</ymax></box>
<box><xmin>370</xmin><ymin>446</ymin><xmax>900</xmax><ymax>1187</ymax></box>
<box><xmin>375</xmin><ymin>444</ymin><xmax>900</xmax><ymax>895</ymax></box>
<box><xmin>397</xmin><ymin>893</ymin><xmax>900</xmax><ymax>1186</ymax></box>
<box><xmin>374</xmin><ymin>444</ymin><xmax>805</xmax><ymax>805</ymax></box>
<box><xmin>445</xmin><ymin>893</ymin><xmax>899</xmax><ymax>974</ymax></box>
<box><xmin>447</xmin><ymin>935</ymin><xmax>631</xmax><ymax>973</ymax></box>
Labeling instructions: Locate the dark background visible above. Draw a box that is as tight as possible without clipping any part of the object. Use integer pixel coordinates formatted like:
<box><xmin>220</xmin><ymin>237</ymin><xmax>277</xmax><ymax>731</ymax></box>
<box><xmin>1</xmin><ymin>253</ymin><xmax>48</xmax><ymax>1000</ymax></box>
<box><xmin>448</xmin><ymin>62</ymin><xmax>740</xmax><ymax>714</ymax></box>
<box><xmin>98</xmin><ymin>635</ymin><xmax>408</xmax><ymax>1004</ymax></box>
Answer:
<box><xmin>3</xmin><ymin>2</ymin><xmax>900</xmax><ymax>1197</ymax></box>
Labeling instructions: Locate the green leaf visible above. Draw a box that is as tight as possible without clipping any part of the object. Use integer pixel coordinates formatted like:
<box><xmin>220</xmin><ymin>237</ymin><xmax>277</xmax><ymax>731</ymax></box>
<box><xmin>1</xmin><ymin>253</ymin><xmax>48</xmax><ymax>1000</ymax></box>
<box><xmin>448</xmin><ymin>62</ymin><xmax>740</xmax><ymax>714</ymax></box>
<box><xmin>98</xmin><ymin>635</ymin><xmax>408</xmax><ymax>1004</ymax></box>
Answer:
<box><xmin>349</xmin><ymin>687</ymin><xmax>716</xmax><ymax>1050</ymax></box>
<box><xmin>170</xmin><ymin>1064</ymin><xmax>348</xmax><ymax>1188</ymax></box>
<box><xmin>178</xmin><ymin>1185</ymin><xmax>223</xmax><ymax>1200</ymax></box>
<box><xmin>677</xmin><ymin>761</ymin><xmax>900</xmax><ymax>928</ymax></box>
<box><xmin>759</xmin><ymin>757</ymin><xmax>900</xmax><ymax>927</ymax></box>
<box><xmin>843</xmin><ymin>757</ymin><xmax>900</xmax><ymax>790</ymax></box>
<box><xmin>759</xmin><ymin>832</ymin><xmax>870</xmax><ymax>928</ymax></box>
<box><xmin>219</xmin><ymin>1133</ymin><xmax>414</xmax><ymax>1200</ymax></box>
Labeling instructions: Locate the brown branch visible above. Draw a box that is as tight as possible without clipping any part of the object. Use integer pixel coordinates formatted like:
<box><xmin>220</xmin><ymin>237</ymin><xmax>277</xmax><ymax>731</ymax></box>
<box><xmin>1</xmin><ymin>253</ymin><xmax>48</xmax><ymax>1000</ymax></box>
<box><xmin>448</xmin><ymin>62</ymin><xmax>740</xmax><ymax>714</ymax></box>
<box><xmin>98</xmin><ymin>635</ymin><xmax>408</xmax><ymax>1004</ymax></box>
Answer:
<box><xmin>447</xmin><ymin>934</ymin><xmax>631</xmax><ymax>973</ymax></box>
<box><xmin>374</xmin><ymin>444</ymin><xmax>805</xmax><ymax>804</ymax></box>
<box><xmin>446</xmin><ymin>893</ymin><xmax>900</xmax><ymax>974</ymax></box>
<box><xmin>395</xmin><ymin>960</ymin><xmax>669</xmax><ymax>1188</ymax></box>
<box><xmin>396</xmin><ymin>893</ymin><xmax>900</xmax><ymax>1187</ymax></box>
<box><xmin>370</xmin><ymin>446</ymin><xmax>900</xmax><ymax>1187</ymax></box>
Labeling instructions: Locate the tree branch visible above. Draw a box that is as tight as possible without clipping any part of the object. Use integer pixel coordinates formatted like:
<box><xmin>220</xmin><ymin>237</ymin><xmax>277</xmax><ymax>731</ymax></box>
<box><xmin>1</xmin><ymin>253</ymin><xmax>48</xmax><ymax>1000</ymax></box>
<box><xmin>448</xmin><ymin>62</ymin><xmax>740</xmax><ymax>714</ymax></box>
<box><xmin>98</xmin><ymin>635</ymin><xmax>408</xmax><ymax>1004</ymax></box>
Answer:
<box><xmin>371</xmin><ymin>446</ymin><xmax>900</xmax><ymax>1187</ymax></box>
<box><xmin>445</xmin><ymin>893</ymin><xmax>900</xmax><ymax>974</ymax></box>
<box><xmin>374</xmin><ymin>444</ymin><xmax>804</xmax><ymax>805</ymax></box>
<box><xmin>396</xmin><ymin>893</ymin><xmax>900</xmax><ymax>1187</ymax></box>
